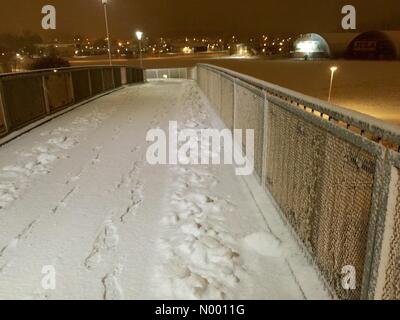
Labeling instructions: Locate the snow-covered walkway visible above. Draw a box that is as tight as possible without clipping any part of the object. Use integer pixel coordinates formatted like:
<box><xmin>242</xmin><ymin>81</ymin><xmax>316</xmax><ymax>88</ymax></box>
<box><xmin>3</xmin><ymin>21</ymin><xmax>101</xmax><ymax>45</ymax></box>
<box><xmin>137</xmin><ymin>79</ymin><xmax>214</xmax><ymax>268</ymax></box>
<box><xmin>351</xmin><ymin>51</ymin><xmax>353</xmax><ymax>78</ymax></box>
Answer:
<box><xmin>0</xmin><ymin>80</ymin><xmax>329</xmax><ymax>299</ymax></box>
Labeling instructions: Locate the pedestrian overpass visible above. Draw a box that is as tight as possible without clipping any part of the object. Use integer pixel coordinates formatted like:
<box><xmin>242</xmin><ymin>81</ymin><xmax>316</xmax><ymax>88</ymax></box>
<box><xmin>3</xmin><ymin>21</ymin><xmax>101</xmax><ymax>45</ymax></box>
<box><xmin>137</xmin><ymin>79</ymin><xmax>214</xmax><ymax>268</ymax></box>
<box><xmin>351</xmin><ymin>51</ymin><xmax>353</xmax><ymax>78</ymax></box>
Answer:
<box><xmin>0</xmin><ymin>64</ymin><xmax>399</xmax><ymax>300</ymax></box>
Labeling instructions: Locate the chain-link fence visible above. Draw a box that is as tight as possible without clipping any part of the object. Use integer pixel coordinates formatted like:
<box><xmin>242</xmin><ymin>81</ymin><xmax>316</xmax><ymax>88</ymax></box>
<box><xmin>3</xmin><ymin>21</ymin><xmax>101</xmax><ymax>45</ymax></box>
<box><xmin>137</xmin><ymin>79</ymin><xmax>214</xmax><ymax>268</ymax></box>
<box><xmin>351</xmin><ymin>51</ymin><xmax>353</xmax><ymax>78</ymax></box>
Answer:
<box><xmin>380</xmin><ymin>159</ymin><xmax>400</xmax><ymax>300</ymax></box>
<box><xmin>197</xmin><ymin>63</ymin><xmax>400</xmax><ymax>300</ymax></box>
<box><xmin>0</xmin><ymin>66</ymin><xmax>144</xmax><ymax>139</ymax></box>
<box><xmin>371</xmin><ymin>150</ymin><xmax>400</xmax><ymax>300</ymax></box>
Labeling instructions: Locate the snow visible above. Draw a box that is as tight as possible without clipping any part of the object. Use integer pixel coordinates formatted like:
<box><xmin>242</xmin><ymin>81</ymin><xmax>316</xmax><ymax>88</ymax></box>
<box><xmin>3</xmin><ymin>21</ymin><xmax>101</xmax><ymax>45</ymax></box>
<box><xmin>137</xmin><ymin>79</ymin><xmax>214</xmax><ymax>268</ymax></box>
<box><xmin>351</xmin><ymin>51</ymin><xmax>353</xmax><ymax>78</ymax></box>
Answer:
<box><xmin>240</xmin><ymin>232</ymin><xmax>282</xmax><ymax>257</ymax></box>
<box><xmin>0</xmin><ymin>79</ymin><xmax>330</xmax><ymax>300</ymax></box>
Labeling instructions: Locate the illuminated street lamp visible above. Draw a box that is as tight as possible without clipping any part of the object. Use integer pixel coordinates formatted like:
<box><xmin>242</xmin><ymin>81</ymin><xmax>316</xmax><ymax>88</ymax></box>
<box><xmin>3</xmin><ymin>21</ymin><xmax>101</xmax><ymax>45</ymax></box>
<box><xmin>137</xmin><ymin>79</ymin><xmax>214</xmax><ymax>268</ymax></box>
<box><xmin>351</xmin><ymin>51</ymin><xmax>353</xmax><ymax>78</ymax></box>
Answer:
<box><xmin>15</xmin><ymin>53</ymin><xmax>21</xmax><ymax>72</ymax></box>
<box><xmin>101</xmin><ymin>0</ymin><xmax>112</xmax><ymax>66</ymax></box>
<box><xmin>328</xmin><ymin>66</ymin><xmax>338</xmax><ymax>102</ymax></box>
<box><xmin>136</xmin><ymin>31</ymin><xmax>144</xmax><ymax>69</ymax></box>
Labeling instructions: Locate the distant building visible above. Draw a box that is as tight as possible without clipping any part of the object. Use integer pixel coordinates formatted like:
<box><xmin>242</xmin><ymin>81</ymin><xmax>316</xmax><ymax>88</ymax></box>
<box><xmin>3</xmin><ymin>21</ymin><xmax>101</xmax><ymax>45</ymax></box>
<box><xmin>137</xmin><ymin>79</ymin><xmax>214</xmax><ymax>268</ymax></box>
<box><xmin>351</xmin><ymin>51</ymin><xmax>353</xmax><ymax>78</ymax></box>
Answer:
<box><xmin>293</xmin><ymin>31</ymin><xmax>400</xmax><ymax>60</ymax></box>
<box><xmin>170</xmin><ymin>38</ymin><xmax>212</xmax><ymax>53</ymax></box>
<box><xmin>345</xmin><ymin>31</ymin><xmax>400</xmax><ymax>60</ymax></box>
<box><xmin>292</xmin><ymin>32</ymin><xmax>358</xmax><ymax>59</ymax></box>
<box><xmin>293</xmin><ymin>33</ymin><xmax>331</xmax><ymax>58</ymax></box>
<box><xmin>229</xmin><ymin>44</ymin><xmax>252</xmax><ymax>56</ymax></box>
<box><xmin>36</xmin><ymin>43</ymin><xmax>76</xmax><ymax>58</ymax></box>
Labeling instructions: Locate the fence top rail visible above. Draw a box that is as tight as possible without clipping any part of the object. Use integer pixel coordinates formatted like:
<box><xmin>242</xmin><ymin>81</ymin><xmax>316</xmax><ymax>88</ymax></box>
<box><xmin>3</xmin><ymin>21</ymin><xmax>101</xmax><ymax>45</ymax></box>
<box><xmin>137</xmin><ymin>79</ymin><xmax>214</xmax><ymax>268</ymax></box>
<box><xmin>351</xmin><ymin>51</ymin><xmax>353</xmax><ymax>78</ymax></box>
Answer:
<box><xmin>0</xmin><ymin>65</ymin><xmax>143</xmax><ymax>79</ymax></box>
<box><xmin>146</xmin><ymin>67</ymin><xmax>189</xmax><ymax>71</ymax></box>
<box><xmin>198</xmin><ymin>63</ymin><xmax>400</xmax><ymax>146</ymax></box>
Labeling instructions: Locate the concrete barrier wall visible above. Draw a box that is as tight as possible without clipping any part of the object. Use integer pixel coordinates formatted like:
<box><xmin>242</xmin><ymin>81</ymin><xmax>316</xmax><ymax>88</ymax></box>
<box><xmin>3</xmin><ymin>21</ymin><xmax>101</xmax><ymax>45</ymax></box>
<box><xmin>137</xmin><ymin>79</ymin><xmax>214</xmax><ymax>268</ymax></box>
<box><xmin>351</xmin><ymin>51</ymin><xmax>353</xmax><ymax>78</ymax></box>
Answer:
<box><xmin>0</xmin><ymin>66</ymin><xmax>144</xmax><ymax>140</ymax></box>
<box><xmin>196</xmin><ymin>63</ymin><xmax>400</xmax><ymax>300</ymax></box>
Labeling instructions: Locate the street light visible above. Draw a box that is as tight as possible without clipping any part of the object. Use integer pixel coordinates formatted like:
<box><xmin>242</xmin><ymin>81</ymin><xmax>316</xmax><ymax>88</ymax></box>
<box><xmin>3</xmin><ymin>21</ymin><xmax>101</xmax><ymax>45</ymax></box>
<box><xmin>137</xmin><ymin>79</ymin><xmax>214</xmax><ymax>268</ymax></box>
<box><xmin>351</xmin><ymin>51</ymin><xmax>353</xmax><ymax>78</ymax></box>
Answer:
<box><xmin>101</xmin><ymin>0</ymin><xmax>112</xmax><ymax>66</ymax></box>
<box><xmin>328</xmin><ymin>66</ymin><xmax>338</xmax><ymax>102</ymax></box>
<box><xmin>15</xmin><ymin>53</ymin><xmax>21</xmax><ymax>72</ymax></box>
<box><xmin>136</xmin><ymin>31</ymin><xmax>144</xmax><ymax>69</ymax></box>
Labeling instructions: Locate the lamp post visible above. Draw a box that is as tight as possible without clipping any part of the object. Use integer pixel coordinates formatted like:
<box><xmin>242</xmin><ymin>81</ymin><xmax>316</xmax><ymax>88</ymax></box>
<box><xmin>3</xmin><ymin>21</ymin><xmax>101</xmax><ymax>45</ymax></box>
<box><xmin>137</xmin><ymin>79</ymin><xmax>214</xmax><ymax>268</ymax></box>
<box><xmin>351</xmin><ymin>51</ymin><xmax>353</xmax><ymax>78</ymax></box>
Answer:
<box><xmin>15</xmin><ymin>53</ymin><xmax>21</xmax><ymax>72</ymax></box>
<box><xmin>136</xmin><ymin>31</ymin><xmax>143</xmax><ymax>69</ymax></box>
<box><xmin>102</xmin><ymin>0</ymin><xmax>112</xmax><ymax>66</ymax></box>
<box><xmin>328</xmin><ymin>66</ymin><xmax>338</xmax><ymax>102</ymax></box>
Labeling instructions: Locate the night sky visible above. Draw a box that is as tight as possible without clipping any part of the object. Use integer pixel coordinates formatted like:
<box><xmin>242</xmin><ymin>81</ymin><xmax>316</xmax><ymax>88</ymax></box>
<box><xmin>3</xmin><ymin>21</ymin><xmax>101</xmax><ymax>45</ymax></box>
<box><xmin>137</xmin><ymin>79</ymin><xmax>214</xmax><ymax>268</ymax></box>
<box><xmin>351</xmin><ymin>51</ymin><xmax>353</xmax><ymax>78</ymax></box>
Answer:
<box><xmin>1</xmin><ymin>0</ymin><xmax>399</xmax><ymax>39</ymax></box>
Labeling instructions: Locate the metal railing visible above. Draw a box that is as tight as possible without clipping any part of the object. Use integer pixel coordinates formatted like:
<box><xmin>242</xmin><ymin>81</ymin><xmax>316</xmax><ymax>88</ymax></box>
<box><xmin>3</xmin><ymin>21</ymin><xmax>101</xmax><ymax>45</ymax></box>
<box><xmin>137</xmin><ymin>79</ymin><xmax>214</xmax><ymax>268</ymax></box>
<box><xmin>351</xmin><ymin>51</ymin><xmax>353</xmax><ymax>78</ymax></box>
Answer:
<box><xmin>0</xmin><ymin>66</ymin><xmax>144</xmax><ymax>140</ymax></box>
<box><xmin>145</xmin><ymin>68</ymin><xmax>195</xmax><ymax>80</ymax></box>
<box><xmin>196</xmin><ymin>63</ymin><xmax>400</xmax><ymax>300</ymax></box>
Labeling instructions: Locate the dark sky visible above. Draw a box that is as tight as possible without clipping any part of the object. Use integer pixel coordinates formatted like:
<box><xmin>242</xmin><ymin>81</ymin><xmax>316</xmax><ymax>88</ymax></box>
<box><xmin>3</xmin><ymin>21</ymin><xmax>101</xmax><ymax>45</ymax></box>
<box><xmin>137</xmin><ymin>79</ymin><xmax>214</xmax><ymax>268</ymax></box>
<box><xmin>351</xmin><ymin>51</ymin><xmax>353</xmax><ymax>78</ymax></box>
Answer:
<box><xmin>1</xmin><ymin>0</ymin><xmax>399</xmax><ymax>40</ymax></box>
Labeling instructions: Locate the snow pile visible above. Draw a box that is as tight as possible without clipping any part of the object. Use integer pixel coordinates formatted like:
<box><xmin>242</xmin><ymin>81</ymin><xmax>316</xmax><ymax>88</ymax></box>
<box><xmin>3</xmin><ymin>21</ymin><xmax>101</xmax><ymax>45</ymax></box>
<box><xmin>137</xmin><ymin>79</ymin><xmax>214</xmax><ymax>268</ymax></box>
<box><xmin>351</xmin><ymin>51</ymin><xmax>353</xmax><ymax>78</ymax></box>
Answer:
<box><xmin>240</xmin><ymin>232</ymin><xmax>282</xmax><ymax>258</ymax></box>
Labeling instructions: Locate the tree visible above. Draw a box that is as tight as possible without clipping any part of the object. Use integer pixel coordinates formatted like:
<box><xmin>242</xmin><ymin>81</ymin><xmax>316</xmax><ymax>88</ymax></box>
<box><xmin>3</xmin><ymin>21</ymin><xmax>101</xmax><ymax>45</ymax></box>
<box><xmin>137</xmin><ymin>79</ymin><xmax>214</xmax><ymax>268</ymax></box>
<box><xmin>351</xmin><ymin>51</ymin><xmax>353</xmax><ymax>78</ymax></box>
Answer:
<box><xmin>28</xmin><ymin>54</ymin><xmax>70</xmax><ymax>70</ymax></box>
<box><xmin>0</xmin><ymin>31</ymin><xmax>43</xmax><ymax>56</ymax></box>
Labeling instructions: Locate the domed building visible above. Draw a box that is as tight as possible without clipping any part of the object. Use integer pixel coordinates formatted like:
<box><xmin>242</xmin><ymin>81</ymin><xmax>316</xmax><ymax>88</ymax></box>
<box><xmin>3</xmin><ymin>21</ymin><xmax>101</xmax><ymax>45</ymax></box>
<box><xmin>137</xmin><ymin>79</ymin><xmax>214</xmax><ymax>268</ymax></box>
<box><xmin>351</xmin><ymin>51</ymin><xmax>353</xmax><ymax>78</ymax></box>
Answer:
<box><xmin>293</xmin><ymin>31</ymin><xmax>400</xmax><ymax>60</ymax></box>
<box><xmin>293</xmin><ymin>33</ymin><xmax>331</xmax><ymax>59</ymax></box>
<box><xmin>345</xmin><ymin>31</ymin><xmax>400</xmax><ymax>60</ymax></box>
<box><xmin>292</xmin><ymin>32</ymin><xmax>358</xmax><ymax>59</ymax></box>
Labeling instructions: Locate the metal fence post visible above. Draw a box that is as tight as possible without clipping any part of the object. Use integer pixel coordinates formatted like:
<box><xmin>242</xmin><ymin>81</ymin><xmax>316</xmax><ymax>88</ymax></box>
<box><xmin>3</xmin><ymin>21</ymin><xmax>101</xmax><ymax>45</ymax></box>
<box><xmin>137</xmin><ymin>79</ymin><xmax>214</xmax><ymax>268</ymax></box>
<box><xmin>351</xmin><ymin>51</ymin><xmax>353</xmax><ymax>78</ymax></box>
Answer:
<box><xmin>111</xmin><ymin>67</ymin><xmax>116</xmax><ymax>88</ymax></box>
<box><xmin>218</xmin><ymin>73</ymin><xmax>222</xmax><ymax>117</ymax></box>
<box><xmin>0</xmin><ymin>79</ymin><xmax>10</xmax><ymax>134</ymax></box>
<box><xmin>261</xmin><ymin>89</ymin><xmax>269</xmax><ymax>187</ymax></box>
<box><xmin>101</xmin><ymin>68</ymin><xmax>105</xmax><ymax>91</ymax></box>
<box><xmin>233</xmin><ymin>78</ymin><xmax>237</xmax><ymax>131</ymax></box>
<box><xmin>121</xmin><ymin>67</ymin><xmax>127</xmax><ymax>85</ymax></box>
<box><xmin>41</xmin><ymin>75</ymin><xmax>51</xmax><ymax>115</ymax></box>
<box><xmin>68</xmin><ymin>71</ymin><xmax>75</xmax><ymax>103</ymax></box>
<box><xmin>361</xmin><ymin>151</ymin><xmax>393</xmax><ymax>299</ymax></box>
<box><xmin>88</xmin><ymin>70</ymin><xmax>93</xmax><ymax>96</ymax></box>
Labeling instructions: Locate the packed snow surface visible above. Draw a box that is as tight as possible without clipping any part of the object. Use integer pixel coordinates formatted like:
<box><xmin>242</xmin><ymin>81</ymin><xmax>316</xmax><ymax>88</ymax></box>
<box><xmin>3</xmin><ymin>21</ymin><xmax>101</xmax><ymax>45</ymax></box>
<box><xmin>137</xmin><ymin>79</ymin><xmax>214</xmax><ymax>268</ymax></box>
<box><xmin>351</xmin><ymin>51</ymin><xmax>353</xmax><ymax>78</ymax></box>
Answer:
<box><xmin>0</xmin><ymin>80</ymin><xmax>329</xmax><ymax>299</ymax></box>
